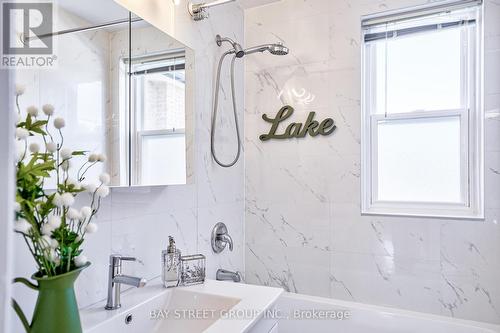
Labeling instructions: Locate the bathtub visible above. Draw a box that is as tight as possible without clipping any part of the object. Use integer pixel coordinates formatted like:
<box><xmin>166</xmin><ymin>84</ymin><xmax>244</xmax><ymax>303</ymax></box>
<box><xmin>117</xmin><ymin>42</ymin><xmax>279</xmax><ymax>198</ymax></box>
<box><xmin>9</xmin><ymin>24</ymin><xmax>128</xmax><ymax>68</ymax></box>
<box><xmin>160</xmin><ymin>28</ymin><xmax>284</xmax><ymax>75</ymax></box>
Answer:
<box><xmin>272</xmin><ymin>293</ymin><xmax>500</xmax><ymax>333</ymax></box>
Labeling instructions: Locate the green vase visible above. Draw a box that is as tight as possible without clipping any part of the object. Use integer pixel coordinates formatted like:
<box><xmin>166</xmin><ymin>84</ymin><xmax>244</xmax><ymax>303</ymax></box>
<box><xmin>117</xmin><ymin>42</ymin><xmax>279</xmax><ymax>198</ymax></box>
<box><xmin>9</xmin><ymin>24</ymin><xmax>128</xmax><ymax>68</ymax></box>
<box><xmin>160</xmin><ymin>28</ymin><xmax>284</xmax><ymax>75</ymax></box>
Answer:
<box><xmin>12</xmin><ymin>262</ymin><xmax>91</xmax><ymax>333</ymax></box>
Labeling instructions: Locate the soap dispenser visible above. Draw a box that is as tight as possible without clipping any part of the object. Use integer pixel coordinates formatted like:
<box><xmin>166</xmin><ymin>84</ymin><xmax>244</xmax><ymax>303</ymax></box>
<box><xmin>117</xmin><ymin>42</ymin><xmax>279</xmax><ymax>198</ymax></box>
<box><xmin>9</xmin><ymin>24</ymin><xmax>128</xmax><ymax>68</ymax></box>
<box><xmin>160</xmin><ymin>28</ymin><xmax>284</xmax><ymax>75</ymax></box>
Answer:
<box><xmin>162</xmin><ymin>236</ymin><xmax>181</xmax><ymax>288</ymax></box>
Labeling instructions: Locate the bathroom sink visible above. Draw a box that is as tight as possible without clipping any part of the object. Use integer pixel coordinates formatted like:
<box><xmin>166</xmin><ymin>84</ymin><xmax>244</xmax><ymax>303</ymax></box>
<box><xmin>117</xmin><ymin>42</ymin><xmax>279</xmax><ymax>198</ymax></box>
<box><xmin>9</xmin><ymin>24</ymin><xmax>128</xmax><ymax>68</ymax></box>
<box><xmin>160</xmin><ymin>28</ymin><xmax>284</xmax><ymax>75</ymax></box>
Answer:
<box><xmin>150</xmin><ymin>289</ymin><xmax>240</xmax><ymax>332</ymax></box>
<box><xmin>81</xmin><ymin>279</ymin><xmax>283</xmax><ymax>333</ymax></box>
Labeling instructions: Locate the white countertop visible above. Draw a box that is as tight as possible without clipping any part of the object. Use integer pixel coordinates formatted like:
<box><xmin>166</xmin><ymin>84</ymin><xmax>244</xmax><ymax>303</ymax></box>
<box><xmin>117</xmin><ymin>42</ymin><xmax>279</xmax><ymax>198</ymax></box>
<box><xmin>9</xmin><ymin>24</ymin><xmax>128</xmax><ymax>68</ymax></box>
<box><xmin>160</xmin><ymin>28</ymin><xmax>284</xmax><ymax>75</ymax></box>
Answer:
<box><xmin>81</xmin><ymin>278</ymin><xmax>283</xmax><ymax>333</ymax></box>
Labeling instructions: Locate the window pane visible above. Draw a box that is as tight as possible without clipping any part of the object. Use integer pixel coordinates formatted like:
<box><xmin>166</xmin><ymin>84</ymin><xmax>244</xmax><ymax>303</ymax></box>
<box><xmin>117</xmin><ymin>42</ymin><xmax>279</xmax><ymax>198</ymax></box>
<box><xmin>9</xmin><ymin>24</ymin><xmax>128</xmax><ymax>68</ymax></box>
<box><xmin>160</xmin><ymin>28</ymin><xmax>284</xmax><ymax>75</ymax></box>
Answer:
<box><xmin>376</xmin><ymin>115</ymin><xmax>462</xmax><ymax>203</ymax></box>
<box><xmin>140</xmin><ymin>133</ymin><xmax>186</xmax><ymax>185</ymax></box>
<box><xmin>142</xmin><ymin>70</ymin><xmax>185</xmax><ymax>131</ymax></box>
<box><xmin>373</xmin><ymin>28</ymin><xmax>463</xmax><ymax>114</ymax></box>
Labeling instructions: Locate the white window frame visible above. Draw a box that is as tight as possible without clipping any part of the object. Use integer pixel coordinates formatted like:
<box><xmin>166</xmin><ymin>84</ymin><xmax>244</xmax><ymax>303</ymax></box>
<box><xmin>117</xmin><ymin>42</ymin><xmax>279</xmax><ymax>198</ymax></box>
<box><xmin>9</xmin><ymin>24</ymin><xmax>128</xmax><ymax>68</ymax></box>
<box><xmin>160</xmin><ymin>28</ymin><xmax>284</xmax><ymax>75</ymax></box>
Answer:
<box><xmin>134</xmin><ymin>128</ymin><xmax>185</xmax><ymax>184</ymax></box>
<box><xmin>361</xmin><ymin>3</ymin><xmax>484</xmax><ymax>219</ymax></box>
<box><xmin>127</xmin><ymin>50</ymin><xmax>187</xmax><ymax>185</ymax></box>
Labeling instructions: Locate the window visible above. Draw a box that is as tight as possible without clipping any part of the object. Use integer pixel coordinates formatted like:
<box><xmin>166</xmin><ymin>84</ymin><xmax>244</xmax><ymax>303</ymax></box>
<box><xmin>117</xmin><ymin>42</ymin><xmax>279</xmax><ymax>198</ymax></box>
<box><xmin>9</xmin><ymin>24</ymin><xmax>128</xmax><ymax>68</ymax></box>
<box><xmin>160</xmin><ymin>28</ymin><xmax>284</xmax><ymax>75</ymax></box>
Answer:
<box><xmin>130</xmin><ymin>51</ymin><xmax>187</xmax><ymax>185</ymax></box>
<box><xmin>361</xmin><ymin>1</ymin><xmax>483</xmax><ymax>218</ymax></box>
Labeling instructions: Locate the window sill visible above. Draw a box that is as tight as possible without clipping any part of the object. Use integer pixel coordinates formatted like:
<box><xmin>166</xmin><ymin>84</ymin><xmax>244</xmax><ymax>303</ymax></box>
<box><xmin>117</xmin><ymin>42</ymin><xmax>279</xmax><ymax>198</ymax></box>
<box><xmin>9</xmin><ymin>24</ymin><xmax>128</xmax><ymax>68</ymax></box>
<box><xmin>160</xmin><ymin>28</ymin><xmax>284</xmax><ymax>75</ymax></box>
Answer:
<box><xmin>361</xmin><ymin>205</ymin><xmax>485</xmax><ymax>220</ymax></box>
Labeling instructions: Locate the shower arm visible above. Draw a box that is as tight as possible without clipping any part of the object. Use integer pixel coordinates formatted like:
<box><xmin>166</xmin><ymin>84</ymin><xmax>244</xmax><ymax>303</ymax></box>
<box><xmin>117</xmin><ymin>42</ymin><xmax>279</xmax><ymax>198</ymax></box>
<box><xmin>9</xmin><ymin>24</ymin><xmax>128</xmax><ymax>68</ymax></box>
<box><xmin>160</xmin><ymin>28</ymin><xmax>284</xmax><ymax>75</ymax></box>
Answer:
<box><xmin>216</xmin><ymin>35</ymin><xmax>237</xmax><ymax>48</ymax></box>
<box><xmin>188</xmin><ymin>0</ymin><xmax>236</xmax><ymax>20</ymax></box>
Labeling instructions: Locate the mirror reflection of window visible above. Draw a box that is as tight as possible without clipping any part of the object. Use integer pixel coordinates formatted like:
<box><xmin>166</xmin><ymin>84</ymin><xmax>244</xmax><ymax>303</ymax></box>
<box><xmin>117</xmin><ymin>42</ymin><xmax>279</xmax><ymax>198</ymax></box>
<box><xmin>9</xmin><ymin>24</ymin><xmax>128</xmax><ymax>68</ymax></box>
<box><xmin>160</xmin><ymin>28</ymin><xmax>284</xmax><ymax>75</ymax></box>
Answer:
<box><xmin>130</xmin><ymin>52</ymin><xmax>187</xmax><ymax>186</ymax></box>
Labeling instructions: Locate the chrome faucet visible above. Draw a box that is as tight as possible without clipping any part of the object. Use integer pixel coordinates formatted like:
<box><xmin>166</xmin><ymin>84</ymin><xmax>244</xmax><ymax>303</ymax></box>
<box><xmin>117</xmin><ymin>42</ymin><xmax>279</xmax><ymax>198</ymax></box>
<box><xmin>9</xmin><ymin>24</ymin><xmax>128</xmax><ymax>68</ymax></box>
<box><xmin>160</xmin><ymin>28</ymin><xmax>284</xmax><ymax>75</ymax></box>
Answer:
<box><xmin>211</xmin><ymin>222</ymin><xmax>233</xmax><ymax>253</ymax></box>
<box><xmin>105</xmin><ymin>254</ymin><xmax>147</xmax><ymax>310</ymax></box>
<box><xmin>216</xmin><ymin>269</ymin><xmax>241</xmax><ymax>282</ymax></box>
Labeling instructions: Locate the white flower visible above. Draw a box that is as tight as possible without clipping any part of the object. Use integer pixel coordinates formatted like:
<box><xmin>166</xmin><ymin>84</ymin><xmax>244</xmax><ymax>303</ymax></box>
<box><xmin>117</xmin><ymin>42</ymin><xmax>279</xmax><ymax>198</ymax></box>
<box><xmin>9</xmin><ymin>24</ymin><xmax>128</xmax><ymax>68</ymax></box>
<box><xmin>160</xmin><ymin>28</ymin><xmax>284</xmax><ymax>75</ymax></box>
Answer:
<box><xmin>74</xmin><ymin>255</ymin><xmax>88</xmax><ymax>267</ymax></box>
<box><xmin>60</xmin><ymin>148</ymin><xmax>72</xmax><ymax>160</ymax></box>
<box><xmin>14</xmin><ymin>219</ymin><xmax>32</xmax><ymax>234</ymax></box>
<box><xmin>50</xmin><ymin>238</ymin><xmax>59</xmax><ymax>249</ymax></box>
<box><xmin>16</xmin><ymin>141</ymin><xmax>25</xmax><ymax>161</ymax></box>
<box><xmin>66</xmin><ymin>178</ymin><xmax>81</xmax><ymax>189</ymax></box>
<box><xmin>88</xmin><ymin>153</ymin><xmax>98</xmax><ymax>163</ymax></box>
<box><xmin>67</xmin><ymin>208</ymin><xmax>81</xmax><ymax>220</ymax></box>
<box><xmin>46</xmin><ymin>142</ymin><xmax>57</xmax><ymax>153</ymax></box>
<box><xmin>53</xmin><ymin>117</ymin><xmax>65</xmax><ymax>129</ymax></box>
<box><xmin>46</xmin><ymin>249</ymin><xmax>59</xmax><ymax>263</ymax></box>
<box><xmin>85</xmin><ymin>222</ymin><xmax>98</xmax><ymax>234</ymax></box>
<box><xmin>14</xmin><ymin>201</ymin><xmax>21</xmax><ymax>212</ymax></box>
<box><xmin>39</xmin><ymin>236</ymin><xmax>58</xmax><ymax>251</ymax></box>
<box><xmin>29</xmin><ymin>142</ymin><xmax>40</xmax><ymax>153</ymax></box>
<box><xmin>15</xmin><ymin>83</ymin><xmax>25</xmax><ymax>96</ymax></box>
<box><xmin>52</xmin><ymin>193</ymin><xmax>63</xmax><ymax>207</ymax></box>
<box><xmin>99</xmin><ymin>173</ymin><xmax>110</xmax><ymax>185</ymax></box>
<box><xmin>15</xmin><ymin>128</ymin><xmax>29</xmax><ymax>140</ymax></box>
<box><xmin>96</xmin><ymin>153</ymin><xmax>107</xmax><ymax>162</ymax></box>
<box><xmin>80</xmin><ymin>206</ymin><xmax>92</xmax><ymax>219</ymax></box>
<box><xmin>42</xmin><ymin>104</ymin><xmax>54</xmax><ymax>116</ymax></box>
<box><xmin>61</xmin><ymin>193</ymin><xmax>75</xmax><ymax>207</ymax></box>
<box><xmin>41</xmin><ymin>223</ymin><xmax>55</xmax><ymax>236</ymax></box>
<box><xmin>40</xmin><ymin>235</ymin><xmax>52</xmax><ymax>248</ymax></box>
<box><xmin>75</xmin><ymin>235</ymin><xmax>82</xmax><ymax>243</ymax></box>
<box><xmin>82</xmin><ymin>183</ymin><xmax>97</xmax><ymax>193</ymax></box>
<box><xmin>48</xmin><ymin>215</ymin><xmax>61</xmax><ymax>229</ymax></box>
<box><xmin>61</xmin><ymin>160</ymin><xmax>71</xmax><ymax>171</ymax></box>
<box><xmin>95</xmin><ymin>186</ymin><xmax>110</xmax><ymax>198</ymax></box>
<box><xmin>26</xmin><ymin>106</ymin><xmax>39</xmax><ymax>117</ymax></box>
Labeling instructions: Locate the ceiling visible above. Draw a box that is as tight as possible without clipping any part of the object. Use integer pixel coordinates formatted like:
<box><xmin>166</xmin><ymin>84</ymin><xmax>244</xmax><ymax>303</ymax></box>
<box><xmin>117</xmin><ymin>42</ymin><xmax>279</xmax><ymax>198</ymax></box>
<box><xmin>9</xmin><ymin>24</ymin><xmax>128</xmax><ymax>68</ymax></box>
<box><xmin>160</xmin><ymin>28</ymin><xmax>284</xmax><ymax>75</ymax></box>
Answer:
<box><xmin>55</xmin><ymin>0</ymin><xmax>129</xmax><ymax>24</ymax></box>
<box><xmin>237</xmin><ymin>0</ymin><xmax>280</xmax><ymax>9</ymax></box>
<box><xmin>55</xmin><ymin>0</ymin><xmax>281</xmax><ymax>26</ymax></box>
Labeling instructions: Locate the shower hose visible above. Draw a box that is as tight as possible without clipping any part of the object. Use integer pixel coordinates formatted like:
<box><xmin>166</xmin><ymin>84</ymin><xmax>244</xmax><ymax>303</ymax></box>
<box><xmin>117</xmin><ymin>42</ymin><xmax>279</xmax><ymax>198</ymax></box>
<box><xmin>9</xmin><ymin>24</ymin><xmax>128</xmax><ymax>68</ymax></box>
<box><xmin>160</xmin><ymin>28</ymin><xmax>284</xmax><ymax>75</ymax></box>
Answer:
<box><xmin>211</xmin><ymin>51</ymin><xmax>241</xmax><ymax>168</ymax></box>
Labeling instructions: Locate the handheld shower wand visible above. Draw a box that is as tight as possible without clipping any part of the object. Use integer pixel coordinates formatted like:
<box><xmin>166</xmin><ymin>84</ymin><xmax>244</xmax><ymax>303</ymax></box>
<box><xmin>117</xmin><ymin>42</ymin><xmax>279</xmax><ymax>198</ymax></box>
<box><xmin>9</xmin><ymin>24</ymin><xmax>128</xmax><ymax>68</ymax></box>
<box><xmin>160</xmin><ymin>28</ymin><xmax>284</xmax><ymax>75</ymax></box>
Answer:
<box><xmin>211</xmin><ymin>35</ymin><xmax>289</xmax><ymax>168</ymax></box>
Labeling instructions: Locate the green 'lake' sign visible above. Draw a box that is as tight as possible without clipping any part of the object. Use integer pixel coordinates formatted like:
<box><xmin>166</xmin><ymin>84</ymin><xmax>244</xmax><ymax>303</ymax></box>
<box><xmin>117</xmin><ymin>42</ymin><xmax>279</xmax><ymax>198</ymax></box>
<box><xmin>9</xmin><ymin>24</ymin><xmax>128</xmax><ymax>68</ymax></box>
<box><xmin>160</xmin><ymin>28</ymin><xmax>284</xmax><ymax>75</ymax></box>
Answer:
<box><xmin>259</xmin><ymin>105</ymin><xmax>336</xmax><ymax>141</ymax></box>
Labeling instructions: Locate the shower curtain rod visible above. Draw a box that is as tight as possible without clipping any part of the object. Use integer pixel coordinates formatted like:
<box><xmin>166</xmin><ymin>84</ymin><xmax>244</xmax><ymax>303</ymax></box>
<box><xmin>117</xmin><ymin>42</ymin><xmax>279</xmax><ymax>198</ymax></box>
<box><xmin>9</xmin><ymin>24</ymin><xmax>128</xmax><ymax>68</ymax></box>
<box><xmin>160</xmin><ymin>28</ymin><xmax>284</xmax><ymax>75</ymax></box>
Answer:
<box><xmin>24</xmin><ymin>16</ymin><xmax>143</xmax><ymax>42</ymax></box>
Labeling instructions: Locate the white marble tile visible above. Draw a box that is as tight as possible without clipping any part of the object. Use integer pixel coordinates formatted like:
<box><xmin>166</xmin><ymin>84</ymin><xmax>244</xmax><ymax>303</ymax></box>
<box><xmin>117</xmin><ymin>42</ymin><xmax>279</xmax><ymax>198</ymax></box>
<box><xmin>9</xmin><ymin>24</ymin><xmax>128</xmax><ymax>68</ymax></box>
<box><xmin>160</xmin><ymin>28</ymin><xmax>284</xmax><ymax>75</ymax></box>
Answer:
<box><xmin>75</xmin><ymin>221</ymin><xmax>112</xmax><ymax>308</ymax></box>
<box><xmin>485</xmin><ymin>50</ymin><xmax>500</xmax><ymax>95</ymax></box>
<box><xmin>485</xmin><ymin>152</ymin><xmax>500</xmax><ymax>209</ymax></box>
<box><xmin>438</xmin><ymin>270</ymin><xmax>500</xmax><ymax>323</ymax></box>
<box><xmin>110</xmin><ymin>209</ymin><xmax>198</xmax><ymax>281</ymax></box>
<box><xmin>331</xmin><ymin>203</ymin><xmax>441</xmax><ymax>261</ymax></box>
<box><xmin>197</xmin><ymin>202</ymin><xmax>244</xmax><ymax>279</ymax></box>
<box><xmin>485</xmin><ymin>94</ymin><xmax>500</xmax><ymax>152</ymax></box>
<box><xmin>330</xmin><ymin>252</ymin><xmax>443</xmax><ymax>314</ymax></box>
<box><xmin>246</xmin><ymin>239</ymin><xmax>331</xmax><ymax>297</ymax></box>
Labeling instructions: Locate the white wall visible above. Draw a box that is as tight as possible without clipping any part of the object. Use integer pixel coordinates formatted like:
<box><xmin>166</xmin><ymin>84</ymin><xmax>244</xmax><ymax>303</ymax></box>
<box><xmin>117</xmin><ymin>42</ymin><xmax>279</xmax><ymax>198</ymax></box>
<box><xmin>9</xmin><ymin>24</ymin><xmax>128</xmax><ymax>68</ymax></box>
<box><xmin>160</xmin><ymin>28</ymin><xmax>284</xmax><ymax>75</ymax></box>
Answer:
<box><xmin>245</xmin><ymin>0</ymin><xmax>500</xmax><ymax>324</ymax></box>
<box><xmin>0</xmin><ymin>69</ymin><xmax>14</xmax><ymax>333</ymax></box>
<box><xmin>11</xmin><ymin>1</ymin><xmax>244</xmax><ymax>331</ymax></box>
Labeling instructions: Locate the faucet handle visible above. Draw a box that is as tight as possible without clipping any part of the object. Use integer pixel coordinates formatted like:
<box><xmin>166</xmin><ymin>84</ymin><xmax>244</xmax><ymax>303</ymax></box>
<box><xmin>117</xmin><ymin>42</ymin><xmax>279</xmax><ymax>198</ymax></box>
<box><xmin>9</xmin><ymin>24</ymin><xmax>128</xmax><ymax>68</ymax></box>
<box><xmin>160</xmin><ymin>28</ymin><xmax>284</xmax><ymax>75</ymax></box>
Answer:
<box><xmin>211</xmin><ymin>222</ymin><xmax>233</xmax><ymax>253</ymax></box>
<box><xmin>120</xmin><ymin>256</ymin><xmax>137</xmax><ymax>262</ymax></box>
<box><xmin>109</xmin><ymin>254</ymin><xmax>137</xmax><ymax>266</ymax></box>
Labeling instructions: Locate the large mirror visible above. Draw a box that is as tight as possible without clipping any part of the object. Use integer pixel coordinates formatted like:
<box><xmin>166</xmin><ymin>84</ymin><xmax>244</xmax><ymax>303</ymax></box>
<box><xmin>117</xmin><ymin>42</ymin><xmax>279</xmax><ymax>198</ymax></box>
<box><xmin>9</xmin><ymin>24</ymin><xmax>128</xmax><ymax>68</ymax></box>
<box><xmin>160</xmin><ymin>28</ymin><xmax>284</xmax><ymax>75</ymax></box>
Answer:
<box><xmin>15</xmin><ymin>0</ymin><xmax>194</xmax><ymax>187</ymax></box>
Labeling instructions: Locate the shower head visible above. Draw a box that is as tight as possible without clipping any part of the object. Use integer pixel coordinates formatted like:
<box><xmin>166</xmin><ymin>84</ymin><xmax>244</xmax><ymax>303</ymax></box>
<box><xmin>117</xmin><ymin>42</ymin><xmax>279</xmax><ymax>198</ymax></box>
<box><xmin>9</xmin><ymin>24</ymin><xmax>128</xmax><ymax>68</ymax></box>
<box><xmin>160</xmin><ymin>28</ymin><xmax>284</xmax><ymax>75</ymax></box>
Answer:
<box><xmin>268</xmin><ymin>43</ymin><xmax>289</xmax><ymax>56</ymax></box>
<box><xmin>216</xmin><ymin>34</ymin><xmax>245</xmax><ymax>58</ymax></box>
<box><xmin>216</xmin><ymin>35</ymin><xmax>289</xmax><ymax>58</ymax></box>
<box><xmin>243</xmin><ymin>42</ymin><xmax>289</xmax><ymax>56</ymax></box>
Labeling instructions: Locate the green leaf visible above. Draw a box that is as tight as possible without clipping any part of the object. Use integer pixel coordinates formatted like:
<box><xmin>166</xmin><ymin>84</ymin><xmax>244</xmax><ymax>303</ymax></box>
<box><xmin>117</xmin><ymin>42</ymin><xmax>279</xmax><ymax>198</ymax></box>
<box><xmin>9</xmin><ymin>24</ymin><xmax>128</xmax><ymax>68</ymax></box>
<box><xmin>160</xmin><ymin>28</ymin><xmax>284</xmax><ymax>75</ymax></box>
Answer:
<box><xmin>71</xmin><ymin>151</ymin><xmax>87</xmax><ymax>156</ymax></box>
<box><xmin>31</xmin><ymin>120</ymin><xmax>48</xmax><ymax>128</ymax></box>
<box><xmin>25</xmin><ymin>115</ymin><xmax>32</xmax><ymax>128</ymax></box>
<box><xmin>30</xmin><ymin>127</ymin><xmax>47</xmax><ymax>135</ymax></box>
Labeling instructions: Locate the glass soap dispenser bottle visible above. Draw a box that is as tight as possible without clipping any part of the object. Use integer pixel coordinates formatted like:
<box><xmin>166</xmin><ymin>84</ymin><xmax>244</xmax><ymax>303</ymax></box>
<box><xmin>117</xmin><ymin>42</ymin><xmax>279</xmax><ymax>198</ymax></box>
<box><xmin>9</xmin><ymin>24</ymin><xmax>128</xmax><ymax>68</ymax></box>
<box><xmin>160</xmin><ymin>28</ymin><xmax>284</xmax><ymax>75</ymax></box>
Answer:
<box><xmin>162</xmin><ymin>236</ymin><xmax>181</xmax><ymax>288</ymax></box>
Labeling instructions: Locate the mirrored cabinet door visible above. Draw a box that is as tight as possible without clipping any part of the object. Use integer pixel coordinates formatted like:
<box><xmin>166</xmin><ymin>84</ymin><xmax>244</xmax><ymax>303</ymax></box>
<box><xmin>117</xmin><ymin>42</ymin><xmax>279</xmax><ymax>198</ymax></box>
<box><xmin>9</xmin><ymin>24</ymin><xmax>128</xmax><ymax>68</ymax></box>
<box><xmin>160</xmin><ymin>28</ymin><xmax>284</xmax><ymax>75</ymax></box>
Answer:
<box><xmin>128</xmin><ymin>20</ymin><xmax>194</xmax><ymax>186</ymax></box>
<box><xmin>16</xmin><ymin>0</ymin><xmax>194</xmax><ymax>187</ymax></box>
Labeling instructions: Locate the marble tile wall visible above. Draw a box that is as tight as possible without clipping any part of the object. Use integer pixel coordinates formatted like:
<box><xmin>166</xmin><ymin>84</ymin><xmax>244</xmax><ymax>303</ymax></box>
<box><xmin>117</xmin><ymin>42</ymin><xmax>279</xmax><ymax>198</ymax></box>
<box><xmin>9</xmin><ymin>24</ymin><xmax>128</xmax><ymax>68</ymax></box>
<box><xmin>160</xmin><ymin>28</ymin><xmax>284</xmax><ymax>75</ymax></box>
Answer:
<box><xmin>11</xmin><ymin>1</ymin><xmax>244</xmax><ymax>331</ymax></box>
<box><xmin>244</xmin><ymin>0</ymin><xmax>500</xmax><ymax>324</ymax></box>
